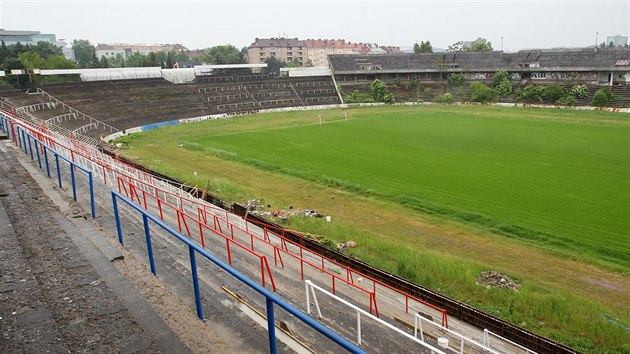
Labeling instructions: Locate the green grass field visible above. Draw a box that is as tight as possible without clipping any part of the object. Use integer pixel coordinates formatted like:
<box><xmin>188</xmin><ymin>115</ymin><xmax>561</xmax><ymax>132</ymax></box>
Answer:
<box><xmin>180</xmin><ymin>106</ymin><xmax>630</xmax><ymax>268</ymax></box>
<box><xmin>117</xmin><ymin>105</ymin><xmax>630</xmax><ymax>352</ymax></box>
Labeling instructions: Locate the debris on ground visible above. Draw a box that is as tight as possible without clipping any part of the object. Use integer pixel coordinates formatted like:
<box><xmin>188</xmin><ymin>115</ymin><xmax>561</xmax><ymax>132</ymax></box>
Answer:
<box><xmin>476</xmin><ymin>271</ymin><xmax>521</xmax><ymax>291</ymax></box>
<box><xmin>336</xmin><ymin>240</ymin><xmax>357</xmax><ymax>253</ymax></box>
<box><xmin>244</xmin><ymin>199</ymin><xmax>328</xmax><ymax>220</ymax></box>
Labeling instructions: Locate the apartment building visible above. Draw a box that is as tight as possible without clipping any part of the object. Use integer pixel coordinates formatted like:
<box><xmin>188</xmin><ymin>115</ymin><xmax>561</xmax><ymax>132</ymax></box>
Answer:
<box><xmin>248</xmin><ymin>37</ymin><xmax>401</xmax><ymax>67</ymax></box>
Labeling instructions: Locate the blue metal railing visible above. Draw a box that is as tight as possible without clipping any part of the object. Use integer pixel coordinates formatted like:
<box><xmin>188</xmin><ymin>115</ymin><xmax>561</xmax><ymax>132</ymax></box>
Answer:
<box><xmin>13</xmin><ymin>125</ymin><xmax>96</xmax><ymax>218</ymax></box>
<box><xmin>112</xmin><ymin>190</ymin><xmax>366</xmax><ymax>354</ymax></box>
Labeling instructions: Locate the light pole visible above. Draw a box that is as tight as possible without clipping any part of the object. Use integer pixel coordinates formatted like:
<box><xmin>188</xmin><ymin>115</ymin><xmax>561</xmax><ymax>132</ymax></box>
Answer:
<box><xmin>501</xmin><ymin>36</ymin><xmax>504</xmax><ymax>52</ymax></box>
<box><xmin>595</xmin><ymin>32</ymin><xmax>599</xmax><ymax>48</ymax></box>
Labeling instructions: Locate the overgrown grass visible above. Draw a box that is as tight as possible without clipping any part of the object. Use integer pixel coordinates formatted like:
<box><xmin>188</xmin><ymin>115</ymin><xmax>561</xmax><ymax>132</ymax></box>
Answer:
<box><xmin>115</xmin><ymin>105</ymin><xmax>630</xmax><ymax>353</ymax></box>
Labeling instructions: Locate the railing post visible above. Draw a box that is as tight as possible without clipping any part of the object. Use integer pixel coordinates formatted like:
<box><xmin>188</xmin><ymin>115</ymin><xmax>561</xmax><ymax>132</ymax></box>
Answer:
<box><xmin>357</xmin><ymin>311</ymin><xmax>362</xmax><ymax>345</ymax></box>
<box><xmin>88</xmin><ymin>171</ymin><xmax>95</xmax><ymax>218</ymax></box>
<box><xmin>34</xmin><ymin>140</ymin><xmax>42</xmax><ymax>169</ymax></box>
<box><xmin>27</xmin><ymin>134</ymin><xmax>34</xmax><ymax>160</ymax></box>
<box><xmin>70</xmin><ymin>163</ymin><xmax>77</xmax><ymax>201</ymax></box>
<box><xmin>189</xmin><ymin>245</ymin><xmax>203</xmax><ymax>320</ymax></box>
<box><xmin>143</xmin><ymin>214</ymin><xmax>157</xmax><ymax>276</ymax></box>
<box><xmin>112</xmin><ymin>192</ymin><xmax>124</xmax><ymax>245</ymax></box>
<box><xmin>55</xmin><ymin>154</ymin><xmax>62</xmax><ymax>188</ymax></box>
<box><xmin>43</xmin><ymin>145</ymin><xmax>51</xmax><ymax>178</ymax></box>
<box><xmin>266</xmin><ymin>298</ymin><xmax>278</xmax><ymax>354</ymax></box>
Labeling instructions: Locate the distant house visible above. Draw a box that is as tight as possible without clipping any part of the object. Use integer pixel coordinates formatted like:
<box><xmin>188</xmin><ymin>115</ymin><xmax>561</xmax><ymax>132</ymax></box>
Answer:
<box><xmin>95</xmin><ymin>43</ymin><xmax>188</xmax><ymax>60</ymax></box>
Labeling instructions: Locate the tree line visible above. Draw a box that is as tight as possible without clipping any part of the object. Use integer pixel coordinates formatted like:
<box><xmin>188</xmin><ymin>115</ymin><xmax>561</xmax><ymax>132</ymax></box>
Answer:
<box><xmin>413</xmin><ymin>37</ymin><xmax>494</xmax><ymax>53</ymax></box>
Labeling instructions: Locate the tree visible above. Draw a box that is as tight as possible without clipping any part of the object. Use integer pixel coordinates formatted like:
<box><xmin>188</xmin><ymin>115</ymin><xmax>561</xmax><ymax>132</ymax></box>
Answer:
<box><xmin>370</xmin><ymin>79</ymin><xmax>395</xmax><ymax>104</ymax></box>
<box><xmin>165</xmin><ymin>51</ymin><xmax>174</xmax><ymax>68</ymax></box>
<box><xmin>608</xmin><ymin>41</ymin><xmax>615</xmax><ymax>48</ymax></box>
<box><xmin>18</xmin><ymin>52</ymin><xmax>47</xmax><ymax>70</ymax></box>
<box><xmin>467</xmin><ymin>37</ymin><xmax>493</xmax><ymax>52</ymax></box>
<box><xmin>414</xmin><ymin>41</ymin><xmax>433</xmax><ymax>53</ymax></box>
<box><xmin>493</xmin><ymin>70</ymin><xmax>512</xmax><ymax>97</ymax></box>
<box><xmin>448</xmin><ymin>41</ymin><xmax>466</xmax><ymax>52</ymax></box>
<box><xmin>0</xmin><ymin>40</ymin><xmax>8</xmax><ymax>66</ymax></box>
<box><xmin>470</xmin><ymin>82</ymin><xmax>497</xmax><ymax>103</ymax></box>
<box><xmin>72</xmin><ymin>39</ymin><xmax>96</xmax><ymax>68</ymax></box>
<box><xmin>46</xmin><ymin>55</ymin><xmax>77</xmax><ymax>69</ymax></box>
<box><xmin>287</xmin><ymin>58</ymin><xmax>302</xmax><ymax>68</ymax></box>
<box><xmin>99</xmin><ymin>56</ymin><xmax>110</xmax><ymax>68</ymax></box>
<box><xmin>263</xmin><ymin>56</ymin><xmax>285</xmax><ymax>74</ymax></box>
<box><xmin>32</xmin><ymin>41</ymin><xmax>63</xmax><ymax>59</ymax></box>
<box><xmin>196</xmin><ymin>45</ymin><xmax>243</xmax><ymax>65</ymax></box>
<box><xmin>146</xmin><ymin>52</ymin><xmax>159</xmax><ymax>67</ymax></box>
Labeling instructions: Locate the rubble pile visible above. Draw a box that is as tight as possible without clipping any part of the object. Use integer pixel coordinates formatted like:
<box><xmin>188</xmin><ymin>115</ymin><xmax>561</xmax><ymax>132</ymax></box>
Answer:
<box><xmin>244</xmin><ymin>199</ymin><xmax>327</xmax><ymax>220</ymax></box>
<box><xmin>476</xmin><ymin>271</ymin><xmax>521</xmax><ymax>291</ymax></box>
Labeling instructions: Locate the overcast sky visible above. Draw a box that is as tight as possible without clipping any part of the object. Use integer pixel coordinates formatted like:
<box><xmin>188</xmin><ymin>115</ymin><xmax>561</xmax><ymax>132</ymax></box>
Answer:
<box><xmin>1</xmin><ymin>0</ymin><xmax>628</xmax><ymax>51</ymax></box>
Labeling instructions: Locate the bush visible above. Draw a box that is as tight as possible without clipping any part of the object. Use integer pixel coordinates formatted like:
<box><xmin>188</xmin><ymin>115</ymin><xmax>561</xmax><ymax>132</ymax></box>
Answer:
<box><xmin>447</xmin><ymin>73</ymin><xmax>466</xmax><ymax>86</ymax></box>
<box><xmin>371</xmin><ymin>79</ymin><xmax>395</xmax><ymax>104</ymax></box>
<box><xmin>470</xmin><ymin>82</ymin><xmax>497</xmax><ymax>103</ymax></box>
<box><xmin>555</xmin><ymin>95</ymin><xmax>577</xmax><ymax>106</ymax></box>
<box><xmin>423</xmin><ymin>87</ymin><xmax>433</xmax><ymax>96</ymax></box>
<box><xmin>433</xmin><ymin>92</ymin><xmax>455</xmax><ymax>103</ymax></box>
<box><xmin>590</xmin><ymin>89</ymin><xmax>610</xmax><ymax>107</ymax></box>
<box><xmin>496</xmin><ymin>79</ymin><xmax>513</xmax><ymax>98</ymax></box>
<box><xmin>521</xmin><ymin>84</ymin><xmax>545</xmax><ymax>102</ymax></box>
<box><xmin>542</xmin><ymin>84</ymin><xmax>567</xmax><ymax>102</ymax></box>
<box><xmin>570</xmin><ymin>85</ymin><xmax>589</xmax><ymax>99</ymax></box>
<box><xmin>492</xmin><ymin>70</ymin><xmax>510</xmax><ymax>87</ymax></box>
<box><xmin>343</xmin><ymin>90</ymin><xmax>374</xmax><ymax>103</ymax></box>
<box><xmin>410</xmin><ymin>77</ymin><xmax>419</xmax><ymax>89</ymax></box>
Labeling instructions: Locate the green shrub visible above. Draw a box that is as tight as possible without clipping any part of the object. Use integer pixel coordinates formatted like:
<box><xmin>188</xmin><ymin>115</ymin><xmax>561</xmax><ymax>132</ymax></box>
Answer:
<box><xmin>521</xmin><ymin>84</ymin><xmax>545</xmax><ymax>102</ymax></box>
<box><xmin>447</xmin><ymin>73</ymin><xmax>466</xmax><ymax>86</ymax></box>
<box><xmin>555</xmin><ymin>95</ymin><xmax>577</xmax><ymax>106</ymax></box>
<box><xmin>543</xmin><ymin>84</ymin><xmax>567</xmax><ymax>102</ymax></box>
<box><xmin>343</xmin><ymin>90</ymin><xmax>374</xmax><ymax>103</ymax></box>
<box><xmin>423</xmin><ymin>87</ymin><xmax>433</xmax><ymax>96</ymax></box>
<box><xmin>570</xmin><ymin>85</ymin><xmax>589</xmax><ymax>99</ymax></box>
<box><xmin>590</xmin><ymin>89</ymin><xmax>611</xmax><ymax>107</ymax></box>
<box><xmin>496</xmin><ymin>79</ymin><xmax>513</xmax><ymax>98</ymax></box>
<box><xmin>470</xmin><ymin>82</ymin><xmax>497</xmax><ymax>103</ymax></box>
<box><xmin>492</xmin><ymin>70</ymin><xmax>510</xmax><ymax>87</ymax></box>
<box><xmin>433</xmin><ymin>92</ymin><xmax>454</xmax><ymax>103</ymax></box>
<box><xmin>410</xmin><ymin>77</ymin><xmax>419</xmax><ymax>89</ymax></box>
<box><xmin>371</xmin><ymin>79</ymin><xmax>395</xmax><ymax>104</ymax></box>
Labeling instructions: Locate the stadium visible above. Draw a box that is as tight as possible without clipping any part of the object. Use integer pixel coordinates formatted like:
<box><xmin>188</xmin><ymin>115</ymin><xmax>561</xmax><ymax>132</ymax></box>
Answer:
<box><xmin>1</xmin><ymin>47</ymin><xmax>629</xmax><ymax>354</ymax></box>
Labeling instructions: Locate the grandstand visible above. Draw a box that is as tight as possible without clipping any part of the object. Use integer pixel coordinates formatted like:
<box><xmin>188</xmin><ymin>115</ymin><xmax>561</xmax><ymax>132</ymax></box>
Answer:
<box><xmin>0</xmin><ymin>75</ymin><xmax>340</xmax><ymax>140</ymax></box>
<box><xmin>0</xmin><ymin>59</ymin><xmax>626</xmax><ymax>352</ymax></box>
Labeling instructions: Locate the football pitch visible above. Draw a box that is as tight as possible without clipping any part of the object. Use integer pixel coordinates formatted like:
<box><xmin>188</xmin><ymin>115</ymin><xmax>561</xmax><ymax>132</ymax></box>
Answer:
<box><xmin>118</xmin><ymin>105</ymin><xmax>630</xmax><ymax>351</ymax></box>
<box><xmin>178</xmin><ymin>106</ymin><xmax>629</xmax><ymax>268</ymax></box>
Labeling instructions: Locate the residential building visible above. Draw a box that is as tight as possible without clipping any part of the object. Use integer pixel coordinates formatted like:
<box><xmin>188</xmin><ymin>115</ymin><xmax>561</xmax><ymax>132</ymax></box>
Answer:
<box><xmin>95</xmin><ymin>43</ymin><xmax>187</xmax><ymax>59</ymax></box>
<box><xmin>607</xmin><ymin>35</ymin><xmax>628</xmax><ymax>47</ymax></box>
<box><xmin>303</xmin><ymin>39</ymin><xmax>358</xmax><ymax>67</ymax></box>
<box><xmin>247</xmin><ymin>38</ymin><xmax>307</xmax><ymax>65</ymax></box>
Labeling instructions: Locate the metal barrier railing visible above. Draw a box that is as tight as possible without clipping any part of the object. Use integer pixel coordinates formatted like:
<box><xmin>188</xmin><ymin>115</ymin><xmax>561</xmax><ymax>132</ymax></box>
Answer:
<box><xmin>13</xmin><ymin>125</ymin><xmax>96</xmax><ymax>218</ymax></box>
<box><xmin>111</xmin><ymin>191</ymin><xmax>366</xmax><ymax>354</ymax></box>
<box><xmin>306</xmin><ymin>280</ymin><xmax>446</xmax><ymax>354</ymax></box>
